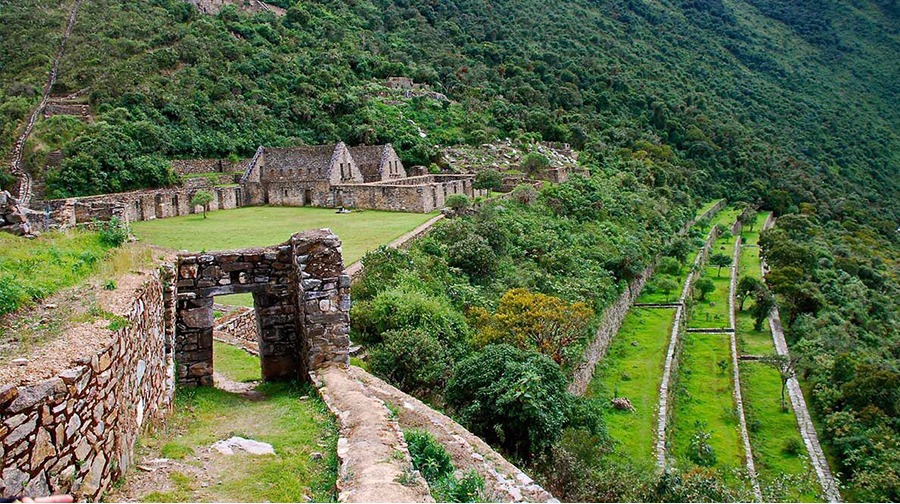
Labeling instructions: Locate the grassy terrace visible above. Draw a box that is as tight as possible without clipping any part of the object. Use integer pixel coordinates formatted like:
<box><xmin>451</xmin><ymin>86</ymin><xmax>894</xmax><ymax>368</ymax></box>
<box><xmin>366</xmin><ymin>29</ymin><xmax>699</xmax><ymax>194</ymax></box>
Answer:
<box><xmin>689</xmin><ymin>233</ymin><xmax>736</xmax><ymax>329</ymax></box>
<box><xmin>736</xmin><ymin>212</ymin><xmax>820</xmax><ymax>501</ymax></box>
<box><xmin>587</xmin><ymin>308</ymin><xmax>676</xmax><ymax>464</ymax></box>
<box><xmin>670</xmin><ymin>330</ymin><xmax>745</xmax><ymax>474</ymax></box>
<box><xmin>696</xmin><ymin>199</ymin><xmax>725</xmax><ymax>220</ymax></box>
<box><xmin>132</xmin><ymin>206</ymin><xmax>437</xmax><ymax>263</ymax></box>
<box><xmin>125</xmin><ymin>342</ymin><xmax>338</xmax><ymax>502</ymax></box>
<box><xmin>132</xmin><ymin>206</ymin><xmax>436</xmax><ymax>306</ymax></box>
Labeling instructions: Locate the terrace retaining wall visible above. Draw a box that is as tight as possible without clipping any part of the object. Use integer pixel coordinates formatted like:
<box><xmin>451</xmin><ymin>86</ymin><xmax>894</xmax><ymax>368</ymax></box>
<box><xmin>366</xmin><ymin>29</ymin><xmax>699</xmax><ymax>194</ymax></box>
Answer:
<box><xmin>0</xmin><ymin>267</ymin><xmax>176</xmax><ymax>501</ymax></box>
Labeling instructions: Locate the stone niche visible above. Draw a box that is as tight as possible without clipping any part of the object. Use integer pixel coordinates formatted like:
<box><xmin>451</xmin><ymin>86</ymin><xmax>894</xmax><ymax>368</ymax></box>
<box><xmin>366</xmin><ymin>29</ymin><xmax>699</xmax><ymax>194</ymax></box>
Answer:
<box><xmin>174</xmin><ymin>229</ymin><xmax>351</xmax><ymax>386</ymax></box>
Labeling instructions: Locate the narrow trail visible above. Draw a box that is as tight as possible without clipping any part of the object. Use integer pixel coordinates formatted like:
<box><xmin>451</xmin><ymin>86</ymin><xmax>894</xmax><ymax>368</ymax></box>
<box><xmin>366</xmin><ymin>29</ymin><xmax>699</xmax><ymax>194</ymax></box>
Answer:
<box><xmin>760</xmin><ymin>216</ymin><xmax>842</xmax><ymax>503</ymax></box>
<box><xmin>8</xmin><ymin>0</ymin><xmax>84</xmax><ymax>207</ymax></box>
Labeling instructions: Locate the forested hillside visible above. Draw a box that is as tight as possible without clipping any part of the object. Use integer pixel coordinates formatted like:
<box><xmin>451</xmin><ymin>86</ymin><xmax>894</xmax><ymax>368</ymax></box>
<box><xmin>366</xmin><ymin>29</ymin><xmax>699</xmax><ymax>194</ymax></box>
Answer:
<box><xmin>1</xmin><ymin>0</ymin><xmax>897</xmax><ymax>500</ymax></box>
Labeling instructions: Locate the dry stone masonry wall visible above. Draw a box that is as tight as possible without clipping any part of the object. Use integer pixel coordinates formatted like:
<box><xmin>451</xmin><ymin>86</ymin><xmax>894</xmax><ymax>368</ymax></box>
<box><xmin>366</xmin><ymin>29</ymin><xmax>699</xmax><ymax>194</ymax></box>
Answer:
<box><xmin>0</xmin><ymin>266</ymin><xmax>176</xmax><ymax>501</ymax></box>
<box><xmin>174</xmin><ymin>229</ymin><xmax>351</xmax><ymax>386</ymax></box>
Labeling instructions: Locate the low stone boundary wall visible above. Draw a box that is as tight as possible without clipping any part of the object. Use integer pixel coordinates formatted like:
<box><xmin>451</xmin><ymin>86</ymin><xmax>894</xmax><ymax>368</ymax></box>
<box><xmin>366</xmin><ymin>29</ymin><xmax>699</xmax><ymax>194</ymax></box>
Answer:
<box><xmin>568</xmin><ymin>265</ymin><xmax>653</xmax><ymax>396</ymax></box>
<box><xmin>353</xmin><ymin>368</ymin><xmax>555</xmax><ymax>502</ymax></box>
<box><xmin>346</xmin><ymin>214</ymin><xmax>446</xmax><ymax>282</ymax></box>
<box><xmin>213</xmin><ymin>308</ymin><xmax>258</xmax><ymax>354</ymax></box>
<box><xmin>0</xmin><ymin>267</ymin><xmax>176</xmax><ymax>501</ymax></box>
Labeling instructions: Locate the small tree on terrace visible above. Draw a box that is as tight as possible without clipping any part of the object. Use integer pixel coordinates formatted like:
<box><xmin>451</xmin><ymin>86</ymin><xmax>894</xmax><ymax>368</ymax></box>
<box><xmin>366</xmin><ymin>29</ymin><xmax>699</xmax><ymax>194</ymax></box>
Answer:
<box><xmin>191</xmin><ymin>190</ymin><xmax>214</xmax><ymax>219</ymax></box>
<box><xmin>736</xmin><ymin>276</ymin><xmax>764</xmax><ymax>311</ymax></box>
<box><xmin>656</xmin><ymin>277</ymin><xmax>679</xmax><ymax>302</ymax></box>
<box><xmin>473</xmin><ymin>169</ymin><xmax>503</xmax><ymax>195</ymax></box>
<box><xmin>709</xmin><ymin>253</ymin><xmax>732</xmax><ymax>277</ymax></box>
<box><xmin>739</xmin><ymin>205</ymin><xmax>759</xmax><ymax>232</ymax></box>
<box><xmin>760</xmin><ymin>354</ymin><xmax>800</xmax><ymax>411</ymax></box>
<box><xmin>478</xmin><ymin>288</ymin><xmax>593</xmax><ymax>365</ymax></box>
<box><xmin>751</xmin><ymin>286</ymin><xmax>776</xmax><ymax>331</ymax></box>
<box><xmin>695</xmin><ymin>277</ymin><xmax>715</xmax><ymax>301</ymax></box>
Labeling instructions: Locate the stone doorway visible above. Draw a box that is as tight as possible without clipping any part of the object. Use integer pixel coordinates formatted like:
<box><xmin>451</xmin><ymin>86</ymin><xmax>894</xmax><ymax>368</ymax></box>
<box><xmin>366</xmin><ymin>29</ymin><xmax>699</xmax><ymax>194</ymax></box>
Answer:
<box><xmin>173</xmin><ymin>229</ymin><xmax>350</xmax><ymax>387</ymax></box>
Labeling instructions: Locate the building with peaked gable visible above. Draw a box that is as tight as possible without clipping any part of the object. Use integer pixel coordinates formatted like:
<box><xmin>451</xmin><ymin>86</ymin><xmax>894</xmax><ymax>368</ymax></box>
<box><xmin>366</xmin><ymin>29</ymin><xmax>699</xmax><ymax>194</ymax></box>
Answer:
<box><xmin>240</xmin><ymin>142</ymin><xmax>477</xmax><ymax>213</ymax></box>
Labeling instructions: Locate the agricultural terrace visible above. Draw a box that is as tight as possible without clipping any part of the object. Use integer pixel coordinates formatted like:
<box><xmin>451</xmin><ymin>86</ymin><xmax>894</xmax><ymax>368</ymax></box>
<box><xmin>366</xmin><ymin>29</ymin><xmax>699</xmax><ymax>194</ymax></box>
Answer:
<box><xmin>587</xmin><ymin>308</ymin><xmax>676</xmax><ymax>464</ymax></box>
<box><xmin>689</xmin><ymin>213</ymin><xmax>739</xmax><ymax>329</ymax></box>
<box><xmin>737</xmin><ymin>212</ymin><xmax>820</xmax><ymax>501</ymax></box>
<box><xmin>587</xmin><ymin>201</ymin><xmax>723</xmax><ymax>465</ymax></box>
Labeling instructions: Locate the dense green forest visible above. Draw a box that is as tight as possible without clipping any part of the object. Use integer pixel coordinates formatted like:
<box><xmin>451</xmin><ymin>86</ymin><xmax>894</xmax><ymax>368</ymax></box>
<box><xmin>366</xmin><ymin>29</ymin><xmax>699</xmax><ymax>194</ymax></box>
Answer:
<box><xmin>1</xmin><ymin>0</ymin><xmax>897</xmax><ymax>500</ymax></box>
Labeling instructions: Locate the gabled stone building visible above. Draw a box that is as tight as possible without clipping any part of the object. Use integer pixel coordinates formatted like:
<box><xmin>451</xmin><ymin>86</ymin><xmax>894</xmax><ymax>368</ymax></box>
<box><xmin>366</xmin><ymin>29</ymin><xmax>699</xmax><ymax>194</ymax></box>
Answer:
<box><xmin>240</xmin><ymin>142</ymin><xmax>476</xmax><ymax>213</ymax></box>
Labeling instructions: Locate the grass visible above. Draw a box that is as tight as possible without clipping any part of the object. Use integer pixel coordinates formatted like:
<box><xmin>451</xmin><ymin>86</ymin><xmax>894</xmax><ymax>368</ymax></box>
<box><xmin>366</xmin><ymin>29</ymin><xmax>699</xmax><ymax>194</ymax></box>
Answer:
<box><xmin>131</xmin><ymin>343</ymin><xmax>338</xmax><ymax>502</ymax></box>
<box><xmin>587</xmin><ymin>308</ymin><xmax>676</xmax><ymax>464</ymax></box>
<box><xmin>214</xmin><ymin>341</ymin><xmax>262</xmax><ymax>383</ymax></box>
<box><xmin>131</xmin><ymin>206</ymin><xmax>437</xmax><ymax>264</ymax></box>
<box><xmin>132</xmin><ymin>206</ymin><xmax>435</xmax><ymax>306</ymax></box>
<box><xmin>0</xmin><ymin>229</ymin><xmax>113</xmax><ymax>315</ymax></box>
<box><xmin>670</xmin><ymin>330</ymin><xmax>744</xmax><ymax>474</ymax></box>
<box><xmin>733</xmin><ymin>211</ymin><xmax>821</xmax><ymax>501</ymax></box>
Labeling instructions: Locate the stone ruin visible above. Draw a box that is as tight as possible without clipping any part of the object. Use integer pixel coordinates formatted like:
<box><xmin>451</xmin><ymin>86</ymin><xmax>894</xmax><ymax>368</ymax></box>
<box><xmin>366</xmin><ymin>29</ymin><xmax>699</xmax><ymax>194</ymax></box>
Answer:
<box><xmin>0</xmin><ymin>190</ymin><xmax>36</xmax><ymax>236</ymax></box>
<box><xmin>174</xmin><ymin>228</ymin><xmax>350</xmax><ymax>386</ymax></box>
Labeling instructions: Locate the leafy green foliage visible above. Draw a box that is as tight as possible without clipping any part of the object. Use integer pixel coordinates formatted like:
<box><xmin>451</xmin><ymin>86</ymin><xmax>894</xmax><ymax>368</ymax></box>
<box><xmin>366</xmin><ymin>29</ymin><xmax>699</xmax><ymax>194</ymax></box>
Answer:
<box><xmin>445</xmin><ymin>344</ymin><xmax>571</xmax><ymax>458</ymax></box>
<box><xmin>695</xmin><ymin>277</ymin><xmax>715</xmax><ymax>301</ymax></box>
<box><xmin>405</xmin><ymin>430</ymin><xmax>484</xmax><ymax>502</ymax></box>
<box><xmin>368</xmin><ymin>328</ymin><xmax>451</xmax><ymax>394</ymax></box>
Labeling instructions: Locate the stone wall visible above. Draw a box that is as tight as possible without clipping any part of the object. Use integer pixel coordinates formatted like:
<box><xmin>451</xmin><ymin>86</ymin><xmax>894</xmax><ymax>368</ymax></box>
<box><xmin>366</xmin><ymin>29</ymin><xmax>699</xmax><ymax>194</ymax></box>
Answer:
<box><xmin>334</xmin><ymin>174</ymin><xmax>476</xmax><ymax>213</ymax></box>
<box><xmin>37</xmin><ymin>186</ymin><xmax>243</xmax><ymax>231</ymax></box>
<box><xmin>174</xmin><ymin>229</ymin><xmax>350</xmax><ymax>387</ymax></box>
<box><xmin>171</xmin><ymin>158</ymin><xmax>250</xmax><ymax>176</ymax></box>
<box><xmin>0</xmin><ymin>266</ymin><xmax>176</xmax><ymax>501</ymax></box>
<box><xmin>213</xmin><ymin>308</ymin><xmax>258</xmax><ymax>354</ymax></box>
<box><xmin>0</xmin><ymin>190</ymin><xmax>36</xmax><ymax>236</ymax></box>
<box><xmin>568</xmin><ymin>266</ymin><xmax>653</xmax><ymax>396</ymax></box>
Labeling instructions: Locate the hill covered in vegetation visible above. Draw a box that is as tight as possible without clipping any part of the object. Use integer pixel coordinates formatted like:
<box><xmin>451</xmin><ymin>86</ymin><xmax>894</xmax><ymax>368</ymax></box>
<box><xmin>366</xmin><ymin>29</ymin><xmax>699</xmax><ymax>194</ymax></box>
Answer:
<box><xmin>1</xmin><ymin>0</ymin><xmax>898</xmax><ymax>500</ymax></box>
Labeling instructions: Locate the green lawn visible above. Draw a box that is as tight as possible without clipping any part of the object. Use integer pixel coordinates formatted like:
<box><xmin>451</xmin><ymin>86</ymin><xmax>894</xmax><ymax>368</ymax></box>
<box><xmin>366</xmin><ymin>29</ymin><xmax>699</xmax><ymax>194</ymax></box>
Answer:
<box><xmin>132</xmin><ymin>206</ymin><xmax>435</xmax><ymax>306</ymax></box>
<box><xmin>734</xmin><ymin>211</ymin><xmax>821</xmax><ymax>501</ymax></box>
<box><xmin>689</xmin><ymin>234</ymin><xmax>736</xmax><ymax>329</ymax></box>
<box><xmin>131</xmin><ymin>343</ymin><xmax>338</xmax><ymax>502</ymax></box>
<box><xmin>670</xmin><ymin>331</ymin><xmax>745</xmax><ymax>475</ymax></box>
<box><xmin>587</xmin><ymin>308</ymin><xmax>676</xmax><ymax>464</ymax></box>
<box><xmin>132</xmin><ymin>206</ymin><xmax>437</xmax><ymax>264</ymax></box>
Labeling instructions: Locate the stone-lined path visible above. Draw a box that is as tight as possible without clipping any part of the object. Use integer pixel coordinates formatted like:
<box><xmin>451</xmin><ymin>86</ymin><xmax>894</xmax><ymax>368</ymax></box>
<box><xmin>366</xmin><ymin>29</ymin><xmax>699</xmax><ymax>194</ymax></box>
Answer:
<box><xmin>9</xmin><ymin>0</ymin><xmax>84</xmax><ymax>206</ymax></box>
<box><xmin>760</xmin><ymin>216</ymin><xmax>841</xmax><ymax>503</ymax></box>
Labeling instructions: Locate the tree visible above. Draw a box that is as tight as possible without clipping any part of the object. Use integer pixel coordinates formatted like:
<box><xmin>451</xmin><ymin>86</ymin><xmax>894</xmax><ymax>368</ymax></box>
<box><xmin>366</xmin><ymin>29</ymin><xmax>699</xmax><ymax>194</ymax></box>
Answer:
<box><xmin>695</xmin><ymin>277</ymin><xmax>715</xmax><ymax>301</ymax></box>
<box><xmin>739</xmin><ymin>205</ymin><xmax>759</xmax><ymax>231</ymax></box>
<box><xmin>709</xmin><ymin>253</ymin><xmax>731</xmax><ymax>277</ymax></box>
<box><xmin>657</xmin><ymin>256</ymin><xmax>680</xmax><ymax>275</ymax></box>
<box><xmin>369</xmin><ymin>328</ymin><xmax>451</xmax><ymax>395</ymax></box>
<box><xmin>761</xmin><ymin>354</ymin><xmax>800</xmax><ymax>411</ymax></box>
<box><xmin>520</xmin><ymin>152</ymin><xmax>550</xmax><ymax>177</ymax></box>
<box><xmin>191</xmin><ymin>190</ymin><xmax>214</xmax><ymax>219</ymax></box>
<box><xmin>736</xmin><ymin>276</ymin><xmax>764</xmax><ymax>311</ymax></box>
<box><xmin>445</xmin><ymin>194</ymin><xmax>471</xmax><ymax>215</ymax></box>
<box><xmin>655</xmin><ymin>277</ymin><xmax>679</xmax><ymax>301</ymax></box>
<box><xmin>477</xmin><ymin>288</ymin><xmax>594</xmax><ymax>364</ymax></box>
<box><xmin>751</xmin><ymin>286</ymin><xmax>776</xmax><ymax>331</ymax></box>
<box><xmin>445</xmin><ymin>344</ymin><xmax>571</xmax><ymax>458</ymax></box>
<box><xmin>473</xmin><ymin>169</ymin><xmax>503</xmax><ymax>194</ymax></box>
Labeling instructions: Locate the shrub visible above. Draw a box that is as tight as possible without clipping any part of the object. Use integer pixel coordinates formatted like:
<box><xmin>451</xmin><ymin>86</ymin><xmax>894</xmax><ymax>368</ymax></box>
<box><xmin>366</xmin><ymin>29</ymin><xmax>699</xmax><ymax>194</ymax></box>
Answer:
<box><xmin>97</xmin><ymin>217</ymin><xmax>129</xmax><ymax>247</ymax></box>
<box><xmin>446</xmin><ymin>235</ymin><xmax>496</xmax><ymax>278</ymax></box>
<box><xmin>783</xmin><ymin>437</ymin><xmax>804</xmax><ymax>456</ymax></box>
<box><xmin>688</xmin><ymin>428</ymin><xmax>717</xmax><ymax>467</ymax></box>
<box><xmin>695</xmin><ymin>277</ymin><xmax>715</xmax><ymax>301</ymax></box>
<box><xmin>657</xmin><ymin>256</ymin><xmax>680</xmax><ymax>275</ymax></box>
<box><xmin>405</xmin><ymin>430</ymin><xmax>454</xmax><ymax>481</ymax></box>
<box><xmin>369</xmin><ymin>329</ymin><xmax>451</xmax><ymax>394</ymax></box>
<box><xmin>350</xmin><ymin>288</ymin><xmax>469</xmax><ymax>346</ymax></box>
<box><xmin>445</xmin><ymin>344</ymin><xmax>571</xmax><ymax>458</ymax></box>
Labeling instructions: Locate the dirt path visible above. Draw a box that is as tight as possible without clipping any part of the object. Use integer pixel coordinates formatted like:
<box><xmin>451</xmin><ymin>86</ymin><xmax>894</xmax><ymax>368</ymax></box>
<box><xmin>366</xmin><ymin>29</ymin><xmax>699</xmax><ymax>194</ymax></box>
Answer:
<box><xmin>9</xmin><ymin>0</ymin><xmax>83</xmax><ymax>206</ymax></box>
